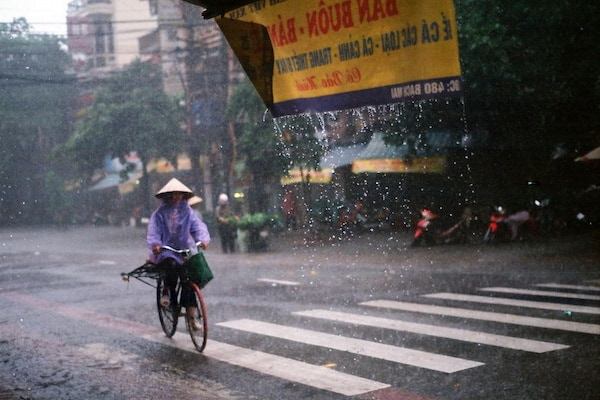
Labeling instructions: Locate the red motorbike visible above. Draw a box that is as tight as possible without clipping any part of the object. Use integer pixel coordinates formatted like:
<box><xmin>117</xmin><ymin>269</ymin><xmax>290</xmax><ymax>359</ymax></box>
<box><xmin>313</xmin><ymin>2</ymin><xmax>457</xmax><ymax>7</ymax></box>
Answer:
<box><xmin>483</xmin><ymin>207</ymin><xmax>507</xmax><ymax>243</ymax></box>
<box><xmin>412</xmin><ymin>209</ymin><xmax>438</xmax><ymax>246</ymax></box>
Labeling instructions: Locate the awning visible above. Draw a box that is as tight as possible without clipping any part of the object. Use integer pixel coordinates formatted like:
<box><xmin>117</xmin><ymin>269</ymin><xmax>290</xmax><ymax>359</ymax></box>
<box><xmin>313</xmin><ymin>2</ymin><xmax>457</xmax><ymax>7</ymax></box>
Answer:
<box><xmin>280</xmin><ymin>144</ymin><xmax>367</xmax><ymax>185</ymax></box>
<box><xmin>575</xmin><ymin>146</ymin><xmax>600</xmax><ymax>162</ymax></box>
<box><xmin>352</xmin><ymin>132</ymin><xmax>446</xmax><ymax>174</ymax></box>
<box><xmin>88</xmin><ymin>172</ymin><xmax>142</xmax><ymax>194</ymax></box>
<box><xmin>356</xmin><ymin>132</ymin><xmax>410</xmax><ymax>160</ymax></box>
<box><xmin>280</xmin><ymin>168</ymin><xmax>332</xmax><ymax>185</ymax></box>
<box><xmin>182</xmin><ymin>0</ymin><xmax>257</xmax><ymax>19</ymax></box>
<box><xmin>320</xmin><ymin>143</ymin><xmax>367</xmax><ymax>169</ymax></box>
<box><xmin>352</xmin><ymin>157</ymin><xmax>446</xmax><ymax>174</ymax></box>
<box><xmin>147</xmin><ymin>154</ymin><xmax>193</xmax><ymax>173</ymax></box>
<box><xmin>88</xmin><ymin>174</ymin><xmax>122</xmax><ymax>191</ymax></box>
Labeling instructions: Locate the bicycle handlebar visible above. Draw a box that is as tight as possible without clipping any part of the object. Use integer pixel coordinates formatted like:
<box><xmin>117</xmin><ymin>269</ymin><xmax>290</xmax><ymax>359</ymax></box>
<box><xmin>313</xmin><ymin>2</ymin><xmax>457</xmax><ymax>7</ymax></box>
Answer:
<box><xmin>161</xmin><ymin>245</ymin><xmax>192</xmax><ymax>254</ymax></box>
<box><xmin>122</xmin><ymin>244</ymin><xmax>203</xmax><ymax>285</ymax></box>
<box><xmin>160</xmin><ymin>244</ymin><xmax>205</xmax><ymax>255</ymax></box>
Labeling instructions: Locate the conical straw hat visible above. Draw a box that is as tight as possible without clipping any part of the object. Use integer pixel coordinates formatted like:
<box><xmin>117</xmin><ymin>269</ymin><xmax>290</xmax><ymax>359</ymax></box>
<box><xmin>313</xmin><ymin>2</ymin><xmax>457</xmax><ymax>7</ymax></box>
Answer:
<box><xmin>155</xmin><ymin>178</ymin><xmax>194</xmax><ymax>199</ymax></box>
<box><xmin>188</xmin><ymin>195</ymin><xmax>203</xmax><ymax>206</ymax></box>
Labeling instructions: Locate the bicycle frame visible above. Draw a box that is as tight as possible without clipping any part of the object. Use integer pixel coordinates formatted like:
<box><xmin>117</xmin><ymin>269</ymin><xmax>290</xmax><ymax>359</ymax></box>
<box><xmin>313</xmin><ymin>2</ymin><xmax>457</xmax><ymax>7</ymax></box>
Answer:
<box><xmin>121</xmin><ymin>245</ymin><xmax>208</xmax><ymax>352</ymax></box>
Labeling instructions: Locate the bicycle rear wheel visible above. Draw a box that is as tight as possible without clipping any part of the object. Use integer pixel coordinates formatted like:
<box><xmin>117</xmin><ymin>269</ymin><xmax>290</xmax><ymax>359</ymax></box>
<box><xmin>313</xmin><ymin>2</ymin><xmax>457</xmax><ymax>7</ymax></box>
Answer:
<box><xmin>157</xmin><ymin>278</ymin><xmax>179</xmax><ymax>337</ymax></box>
<box><xmin>186</xmin><ymin>283</ymin><xmax>208</xmax><ymax>352</ymax></box>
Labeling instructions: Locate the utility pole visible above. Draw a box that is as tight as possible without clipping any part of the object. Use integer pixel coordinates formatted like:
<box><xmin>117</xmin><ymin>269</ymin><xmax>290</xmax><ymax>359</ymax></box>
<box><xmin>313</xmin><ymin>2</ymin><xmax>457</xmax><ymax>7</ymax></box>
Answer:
<box><xmin>177</xmin><ymin>0</ymin><xmax>208</xmax><ymax>207</ymax></box>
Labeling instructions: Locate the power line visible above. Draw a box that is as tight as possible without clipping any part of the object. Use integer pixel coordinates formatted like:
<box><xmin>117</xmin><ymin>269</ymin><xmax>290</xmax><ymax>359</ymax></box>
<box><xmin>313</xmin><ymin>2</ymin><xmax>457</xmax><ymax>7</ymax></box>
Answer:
<box><xmin>2</xmin><ymin>19</ymin><xmax>216</xmax><ymax>39</ymax></box>
<box><xmin>2</xmin><ymin>17</ymin><xmax>214</xmax><ymax>28</ymax></box>
<box><xmin>0</xmin><ymin>72</ymin><xmax>77</xmax><ymax>86</ymax></box>
<box><xmin>1</xmin><ymin>18</ymin><xmax>187</xmax><ymax>26</ymax></box>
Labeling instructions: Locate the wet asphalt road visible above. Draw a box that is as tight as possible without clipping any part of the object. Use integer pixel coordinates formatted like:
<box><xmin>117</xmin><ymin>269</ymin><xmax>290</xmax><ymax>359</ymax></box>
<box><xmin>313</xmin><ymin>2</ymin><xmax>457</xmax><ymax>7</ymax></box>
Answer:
<box><xmin>0</xmin><ymin>226</ymin><xmax>598</xmax><ymax>400</ymax></box>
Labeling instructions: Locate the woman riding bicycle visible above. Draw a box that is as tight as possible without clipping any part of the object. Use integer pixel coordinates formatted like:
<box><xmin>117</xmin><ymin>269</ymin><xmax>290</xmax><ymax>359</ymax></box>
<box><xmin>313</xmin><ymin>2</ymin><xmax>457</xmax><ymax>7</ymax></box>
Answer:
<box><xmin>146</xmin><ymin>178</ymin><xmax>210</xmax><ymax>330</ymax></box>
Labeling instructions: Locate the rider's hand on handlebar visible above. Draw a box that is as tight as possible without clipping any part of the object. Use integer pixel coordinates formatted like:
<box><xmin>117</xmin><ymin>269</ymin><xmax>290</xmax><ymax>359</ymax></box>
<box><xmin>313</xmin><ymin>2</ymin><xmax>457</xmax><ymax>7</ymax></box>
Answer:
<box><xmin>152</xmin><ymin>244</ymin><xmax>161</xmax><ymax>255</ymax></box>
<box><xmin>197</xmin><ymin>242</ymin><xmax>208</xmax><ymax>251</ymax></box>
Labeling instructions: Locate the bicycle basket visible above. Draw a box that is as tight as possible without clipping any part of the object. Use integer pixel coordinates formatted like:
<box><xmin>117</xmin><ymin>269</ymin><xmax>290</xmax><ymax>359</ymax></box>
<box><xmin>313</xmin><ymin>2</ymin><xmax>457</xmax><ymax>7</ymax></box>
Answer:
<box><xmin>183</xmin><ymin>253</ymin><xmax>214</xmax><ymax>288</ymax></box>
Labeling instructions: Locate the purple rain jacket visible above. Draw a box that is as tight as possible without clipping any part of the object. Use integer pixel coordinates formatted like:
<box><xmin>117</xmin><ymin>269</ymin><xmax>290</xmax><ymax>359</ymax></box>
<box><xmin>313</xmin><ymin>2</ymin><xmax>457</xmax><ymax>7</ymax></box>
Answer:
<box><xmin>146</xmin><ymin>200</ymin><xmax>211</xmax><ymax>265</ymax></box>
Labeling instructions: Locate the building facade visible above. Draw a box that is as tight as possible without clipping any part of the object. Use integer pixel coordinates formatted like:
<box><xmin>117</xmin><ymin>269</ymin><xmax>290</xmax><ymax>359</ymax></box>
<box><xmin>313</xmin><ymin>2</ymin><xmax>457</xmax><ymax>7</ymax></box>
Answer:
<box><xmin>66</xmin><ymin>0</ymin><xmax>157</xmax><ymax>76</ymax></box>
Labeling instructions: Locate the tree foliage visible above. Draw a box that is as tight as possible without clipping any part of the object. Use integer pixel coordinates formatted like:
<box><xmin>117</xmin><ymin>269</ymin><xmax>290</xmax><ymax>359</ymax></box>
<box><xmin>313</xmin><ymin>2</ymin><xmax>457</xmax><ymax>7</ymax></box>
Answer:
<box><xmin>0</xmin><ymin>19</ymin><xmax>75</xmax><ymax>225</ymax></box>
<box><xmin>227</xmin><ymin>79</ymin><xmax>326</xmax><ymax>212</ymax></box>
<box><xmin>277</xmin><ymin>114</ymin><xmax>324</xmax><ymax>173</ymax></box>
<box><xmin>60</xmin><ymin>59</ymin><xmax>184</xmax><ymax>212</ymax></box>
<box><xmin>228</xmin><ymin>80</ymin><xmax>284</xmax><ymax>174</ymax></box>
<box><xmin>227</xmin><ymin>79</ymin><xmax>287</xmax><ymax>211</ymax></box>
<box><xmin>63</xmin><ymin>60</ymin><xmax>182</xmax><ymax>172</ymax></box>
<box><xmin>455</xmin><ymin>0</ymin><xmax>599</xmax><ymax>148</ymax></box>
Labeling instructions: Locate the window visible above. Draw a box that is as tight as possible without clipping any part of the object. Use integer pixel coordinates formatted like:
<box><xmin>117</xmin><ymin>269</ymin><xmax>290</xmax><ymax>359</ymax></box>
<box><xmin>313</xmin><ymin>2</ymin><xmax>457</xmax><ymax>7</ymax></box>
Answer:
<box><xmin>94</xmin><ymin>18</ymin><xmax>114</xmax><ymax>55</ymax></box>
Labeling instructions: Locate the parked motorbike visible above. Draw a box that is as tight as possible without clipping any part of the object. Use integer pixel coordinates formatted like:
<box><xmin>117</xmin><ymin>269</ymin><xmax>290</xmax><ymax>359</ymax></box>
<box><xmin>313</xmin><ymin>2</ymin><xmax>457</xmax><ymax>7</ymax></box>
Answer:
<box><xmin>484</xmin><ymin>206</ymin><xmax>534</xmax><ymax>243</ymax></box>
<box><xmin>483</xmin><ymin>206</ymin><xmax>508</xmax><ymax>243</ymax></box>
<box><xmin>337</xmin><ymin>200</ymin><xmax>366</xmax><ymax>233</ymax></box>
<box><xmin>412</xmin><ymin>209</ymin><xmax>439</xmax><ymax>246</ymax></box>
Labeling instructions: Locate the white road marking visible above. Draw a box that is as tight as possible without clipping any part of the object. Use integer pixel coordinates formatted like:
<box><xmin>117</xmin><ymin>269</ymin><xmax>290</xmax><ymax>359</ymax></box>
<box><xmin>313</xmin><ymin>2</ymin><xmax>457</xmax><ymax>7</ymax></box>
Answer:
<box><xmin>217</xmin><ymin>319</ymin><xmax>483</xmax><ymax>373</ymax></box>
<box><xmin>360</xmin><ymin>300</ymin><xmax>600</xmax><ymax>335</ymax></box>
<box><xmin>535</xmin><ymin>283</ymin><xmax>600</xmax><ymax>292</ymax></box>
<box><xmin>424</xmin><ymin>292</ymin><xmax>600</xmax><ymax>315</ymax></box>
<box><xmin>293</xmin><ymin>309</ymin><xmax>569</xmax><ymax>353</ymax></box>
<box><xmin>1</xmin><ymin>292</ymin><xmax>387</xmax><ymax>396</ymax></box>
<box><xmin>480</xmin><ymin>287</ymin><xmax>600</xmax><ymax>301</ymax></box>
<box><xmin>257</xmin><ymin>278</ymin><xmax>300</xmax><ymax>286</ymax></box>
<box><xmin>143</xmin><ymin>334</ymin><xmax>390</xmax><ymax>396</ymax></box>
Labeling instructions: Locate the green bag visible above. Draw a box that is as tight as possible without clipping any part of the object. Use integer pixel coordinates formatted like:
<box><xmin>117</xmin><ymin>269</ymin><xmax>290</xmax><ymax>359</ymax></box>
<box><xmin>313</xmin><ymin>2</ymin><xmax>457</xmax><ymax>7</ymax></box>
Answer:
<box><xmin>183</xmin><ymin>252</ymin><xmax>214</xmax><ymax>288</ymax></box>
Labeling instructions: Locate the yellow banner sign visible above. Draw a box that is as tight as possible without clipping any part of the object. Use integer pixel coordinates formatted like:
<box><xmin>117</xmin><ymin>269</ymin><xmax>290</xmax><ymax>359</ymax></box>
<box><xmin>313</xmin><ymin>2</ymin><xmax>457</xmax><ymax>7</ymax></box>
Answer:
<box><xmin>217</xmin><ymin>0</ymin><xmax>461</xmax><ymax>116</ymax></box>
<box><xmin>352</xmin><ymin>156</ymin><xmax>446</xmax><ymax>174</ymax></box>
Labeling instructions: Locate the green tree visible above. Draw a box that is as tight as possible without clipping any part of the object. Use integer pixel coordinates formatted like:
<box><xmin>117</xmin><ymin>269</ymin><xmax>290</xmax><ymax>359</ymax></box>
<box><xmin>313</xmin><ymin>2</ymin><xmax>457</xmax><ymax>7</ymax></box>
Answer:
<box><xmin>226</xmin><ymin>79</ymin><xmax>287</xmax><ymax>212</ymax></box>
<box><xmin>455</xmin><ymin>0</ymin><xmax>599</xmax><ymax>149</ymax></box>
<box><xmin>373</xmin><ymin>98</ymin><xmax>466</xmax><ymax>155</ymax></box>
<box><xmin>0</xmin><ymin>19</ymin><xmax>75</xmax><ymax>225</ymax></box>
<box><xmin>278</xmin><ymin>114</ymin><xmax>323</xmax><ymax>174</ymax></box>
<box><xmin>60</xmin><ymin>59</ymin><xmax>184</xmax><ymax>213</ymax></box>
<box><xmin>277</xmin><ymin>114</ymin><xmax>324</xmax><ymax>224</ymax></box>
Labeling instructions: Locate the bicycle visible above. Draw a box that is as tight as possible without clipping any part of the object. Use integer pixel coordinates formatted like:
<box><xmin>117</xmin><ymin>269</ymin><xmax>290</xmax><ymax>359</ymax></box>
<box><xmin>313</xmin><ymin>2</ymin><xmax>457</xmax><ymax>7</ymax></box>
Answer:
<box><xmin>121</xmin><ymin>245</ymin><xmax>208</xmax><ymax>352</ymax></box>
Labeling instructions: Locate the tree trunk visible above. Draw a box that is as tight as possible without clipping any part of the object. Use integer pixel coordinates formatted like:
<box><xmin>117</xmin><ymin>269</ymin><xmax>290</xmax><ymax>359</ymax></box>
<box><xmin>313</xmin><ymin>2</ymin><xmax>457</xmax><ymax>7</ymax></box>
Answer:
<box><xmin>140</xmin><ymin>156</ymin><xmax>152</xmax><ymax>218</ymax></box>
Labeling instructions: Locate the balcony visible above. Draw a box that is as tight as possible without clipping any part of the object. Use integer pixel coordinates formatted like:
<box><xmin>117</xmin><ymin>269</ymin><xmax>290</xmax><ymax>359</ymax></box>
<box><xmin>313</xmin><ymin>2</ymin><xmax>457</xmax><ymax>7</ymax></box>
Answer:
<box><xmin>68</xmin><ymin>0</ymin><xmax>113</xmax><ymax>17</ymax></box>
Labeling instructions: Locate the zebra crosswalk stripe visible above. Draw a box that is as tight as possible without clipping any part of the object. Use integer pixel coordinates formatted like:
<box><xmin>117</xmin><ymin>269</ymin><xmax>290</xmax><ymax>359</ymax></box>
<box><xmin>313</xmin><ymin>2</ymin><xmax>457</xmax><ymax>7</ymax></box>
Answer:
<box><xmin>360</xmin><ymin>300</ymin><xmax>600</xmax><ymax>335</ymax></box>
<box><xmin>293</xmin><ymin>309</ymin><xmax>569</xmax><ymax>353</ymax></box>
<box><xmin>217</xmin><ymin>319</ymin><xmax>484</xmax><ymax>373</ymax></box>
<box><xmin>536</xmin><ymin>283</ymin><xmax>600</xmax><ymax>292</ymax></box>
<box><xmin>143</xmin><ymin>334</ymin><xmax>390</xmax><ymax>396</ymax></box>
<box><xmin>206</xmin><ymin>341</ymin><xmax>390</xmax><ymax>396</ymax></box>
<box><xmin>423</xmin><ymin>292</ymin><xmax>600</xmax><ymax>315</ymax></box>
<box><xmin>480</xmin><ymin>287</ymin><xmax>600</xmax><ymax>301</ymax></box>
<box><xmin>257</xmin><ymin>278</ymin><xmax>300</xmax><ymax>286</ymax></box>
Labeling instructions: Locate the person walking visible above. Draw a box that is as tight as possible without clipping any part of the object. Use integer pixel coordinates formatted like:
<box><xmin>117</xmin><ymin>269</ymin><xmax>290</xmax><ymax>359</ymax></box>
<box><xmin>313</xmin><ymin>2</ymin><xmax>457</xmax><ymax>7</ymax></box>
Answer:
<box><xmin>282</xmin><ymin>191</ymin><xmax>297</xmax><ymax>230</ymax></box>
<box><xmin>188</xmin><ymin>195</ymin><xmax>204</xmax><ymax>221</ymax></box>
<box><xmin>215</xmin><ymin>193</ymin><xmax>238</xmax><ymax>253</ymax></box>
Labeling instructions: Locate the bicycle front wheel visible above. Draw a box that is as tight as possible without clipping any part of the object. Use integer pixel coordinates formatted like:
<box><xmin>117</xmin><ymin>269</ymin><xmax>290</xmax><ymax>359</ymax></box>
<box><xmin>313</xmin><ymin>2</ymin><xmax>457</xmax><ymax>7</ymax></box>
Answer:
<box><xmin>157</xmin><ymin>277</ymin><xmax>179</xmax><ymax>337</ymax></box>
<box><xmin>186</xmin><ymin>283</ymin><xmax>208</xmax><ymax>352</ymax></box>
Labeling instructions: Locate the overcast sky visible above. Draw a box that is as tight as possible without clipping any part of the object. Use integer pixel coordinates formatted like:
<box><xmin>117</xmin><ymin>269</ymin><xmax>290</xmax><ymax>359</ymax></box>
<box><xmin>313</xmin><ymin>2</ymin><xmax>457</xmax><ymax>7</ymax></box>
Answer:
<box><xmin>0</xmin><ymin>0</ymin><xmax>71</xmax><ymax>36</ymax></box>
